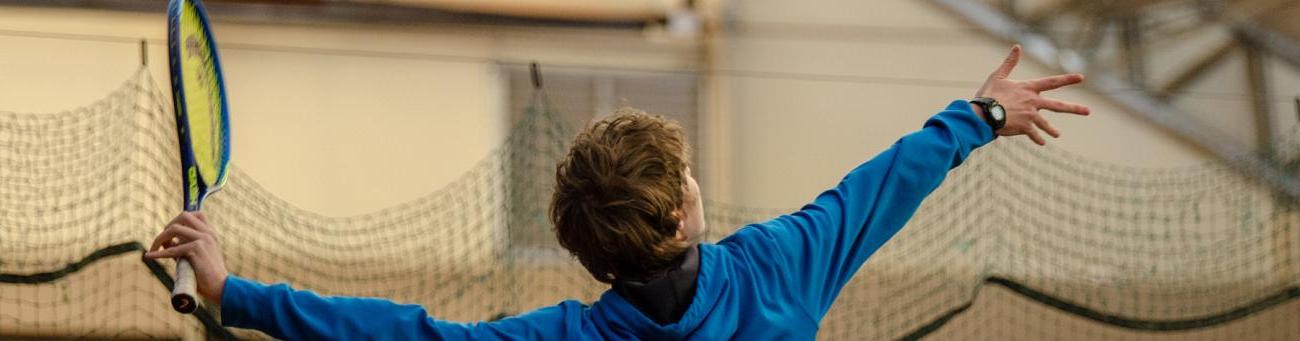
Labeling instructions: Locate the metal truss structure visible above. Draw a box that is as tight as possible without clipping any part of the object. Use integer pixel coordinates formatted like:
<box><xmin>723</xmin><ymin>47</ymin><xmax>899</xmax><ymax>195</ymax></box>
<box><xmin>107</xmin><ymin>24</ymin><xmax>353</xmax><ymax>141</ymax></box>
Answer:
<box><xmin>932</xmin><ymin>0</ymin><xmax>1300</xmax><ymax>202</ymax></box>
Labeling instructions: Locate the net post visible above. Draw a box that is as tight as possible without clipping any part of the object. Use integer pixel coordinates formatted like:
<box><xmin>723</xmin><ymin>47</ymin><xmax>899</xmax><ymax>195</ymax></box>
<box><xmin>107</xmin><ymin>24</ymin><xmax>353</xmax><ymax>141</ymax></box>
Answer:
<box><xmin>140</xmin><ymin>39</ymin><xmax>148</xmax><ymax>67</ymax></box>
<box><xmin>529</xmin><ymin>61</ymin><xmax>543</xmax><ymax>90</ymax></box>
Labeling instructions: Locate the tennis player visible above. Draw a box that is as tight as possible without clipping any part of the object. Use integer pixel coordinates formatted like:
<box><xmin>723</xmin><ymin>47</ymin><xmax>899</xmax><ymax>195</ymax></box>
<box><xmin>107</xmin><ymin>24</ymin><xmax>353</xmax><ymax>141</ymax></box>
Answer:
<box><xmin>148</xmin><ymin>45</ymin><xmax>1090</xmax><ymax>339</ymax></box>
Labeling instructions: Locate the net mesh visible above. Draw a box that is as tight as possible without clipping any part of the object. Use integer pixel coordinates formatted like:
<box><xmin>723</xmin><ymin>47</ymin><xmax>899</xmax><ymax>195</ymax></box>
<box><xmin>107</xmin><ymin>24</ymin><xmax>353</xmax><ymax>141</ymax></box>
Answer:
<box><xmin>1</xmin><ymin>69</ymin><xmax>1297</xmax><ymax>340</ymax></box>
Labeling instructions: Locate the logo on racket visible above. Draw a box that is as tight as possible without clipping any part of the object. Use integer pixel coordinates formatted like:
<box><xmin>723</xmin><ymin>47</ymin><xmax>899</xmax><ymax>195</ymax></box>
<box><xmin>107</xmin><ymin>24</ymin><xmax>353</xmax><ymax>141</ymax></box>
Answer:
<box><xmin>187</xmin><ymin>166</ymin><xmax>199</xmax><ymax>208</ymax></box>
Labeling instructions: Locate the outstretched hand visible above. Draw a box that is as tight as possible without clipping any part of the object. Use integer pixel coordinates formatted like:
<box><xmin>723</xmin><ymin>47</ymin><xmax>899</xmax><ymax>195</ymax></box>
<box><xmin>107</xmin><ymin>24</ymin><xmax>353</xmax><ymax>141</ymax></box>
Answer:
<box><xmin>145</xmin><ymin>211</ymin><xmax>228</xmax><ymax>303</ymax></box>
<box><xmin>975</xmin><ymin>45</ymin><xmax>1091</xmax><ymax>145</ymax></box>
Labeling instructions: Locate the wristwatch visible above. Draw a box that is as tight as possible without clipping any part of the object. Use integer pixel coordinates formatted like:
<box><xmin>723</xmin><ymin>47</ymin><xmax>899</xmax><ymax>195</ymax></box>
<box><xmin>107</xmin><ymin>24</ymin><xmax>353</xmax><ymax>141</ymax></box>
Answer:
<box><xmin>969</xmin><ymin>97</ymin><xmax>1006</xmax><ymax>132</ymax></box>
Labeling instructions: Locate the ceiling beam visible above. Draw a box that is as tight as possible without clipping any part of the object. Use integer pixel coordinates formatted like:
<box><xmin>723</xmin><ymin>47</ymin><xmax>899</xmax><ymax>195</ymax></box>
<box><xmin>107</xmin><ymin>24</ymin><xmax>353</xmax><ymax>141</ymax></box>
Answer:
<box><xmin>1022</xmin><ymin>0</ymin><xmax>1086</xmax><ymax>26</ymax></box>
<box><xmin>1158</xmin><ymin>40</ymin><xmax>1237</xmax><ymax>98</ymax></box>
<box><xmin>1118</xmin><ymin>15</ymin><xmax>1147</xmax><ymax>87</ymax></box>
<box><xmin>927</xmin><ymin>0</ymin><xmax>1300</xmax><ymax>202</ymax></box>
<box><xmin>1244</xmin><ymin>40</ymin><xmax>1275</xmax><ymax>158</ymax></box>
<box><xmin>1232</xmin><ymin>21</ymin><xmax>1300</xmax><ymax>70</ymax></box>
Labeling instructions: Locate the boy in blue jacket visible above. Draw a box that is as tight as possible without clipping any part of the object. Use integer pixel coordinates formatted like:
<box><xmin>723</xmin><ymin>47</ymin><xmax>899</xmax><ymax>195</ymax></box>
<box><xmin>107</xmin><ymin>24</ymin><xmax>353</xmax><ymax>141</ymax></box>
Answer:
<box><xmin>148</xmin><ymin>45</ymin><xmax>1090</xmax><ymax>339</ymax></box>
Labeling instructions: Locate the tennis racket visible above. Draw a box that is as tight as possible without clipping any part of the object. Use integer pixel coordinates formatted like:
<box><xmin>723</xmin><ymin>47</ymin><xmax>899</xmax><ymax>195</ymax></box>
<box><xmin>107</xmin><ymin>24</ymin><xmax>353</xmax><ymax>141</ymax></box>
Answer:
<box><xmin>167</xmin><ymin>0</ymin><xmax>231</xmax><ymax>314</ymax></box>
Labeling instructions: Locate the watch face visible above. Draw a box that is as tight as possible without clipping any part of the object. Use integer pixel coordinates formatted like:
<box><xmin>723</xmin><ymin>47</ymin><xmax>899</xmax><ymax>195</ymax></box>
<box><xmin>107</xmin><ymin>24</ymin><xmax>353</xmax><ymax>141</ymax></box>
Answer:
<box><xmin>990</xmin><ymin>105</ymin><xmax>1006</xmax><ymax>121</ymax></box>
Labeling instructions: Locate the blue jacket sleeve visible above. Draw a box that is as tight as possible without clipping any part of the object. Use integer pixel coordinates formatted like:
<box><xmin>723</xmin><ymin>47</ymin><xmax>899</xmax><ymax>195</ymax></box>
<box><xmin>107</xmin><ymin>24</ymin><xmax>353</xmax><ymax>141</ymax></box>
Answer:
<box><xmin>719</xmin><ymin>100</ymin><xmax>994</xmax><ymax>319</ymax></box>
<box><xmin>220</xmin><ymin>275</ymin><xmax>577</xmax><ymax>340</ymax></box>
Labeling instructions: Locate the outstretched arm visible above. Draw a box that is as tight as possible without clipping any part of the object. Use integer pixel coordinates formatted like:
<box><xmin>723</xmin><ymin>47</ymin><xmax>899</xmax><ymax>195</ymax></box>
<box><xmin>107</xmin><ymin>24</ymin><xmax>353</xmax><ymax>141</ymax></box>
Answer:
<box><xmin>146</xmin><ymin>212</ymin><xmax>569</xmax><ymax>340</ymax></box>
<box><xmin>720</xmin><ymin>45</ymin><xmax>1090</xmax><ymax>319</ymax></box>
<box><xmin>220</xmin><ymin>275</ymin><xmax>452</xmax><ymax>340</ymax></box>
<box><xmin>219</xmin><ymin>275</ymin><xmax>571</xmax><ymax>340</ymax></box>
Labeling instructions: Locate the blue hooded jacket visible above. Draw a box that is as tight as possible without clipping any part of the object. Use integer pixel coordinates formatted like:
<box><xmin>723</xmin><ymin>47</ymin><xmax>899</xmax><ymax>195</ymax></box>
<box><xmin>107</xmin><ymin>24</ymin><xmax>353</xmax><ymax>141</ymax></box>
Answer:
<box><xmin>219</xmin><ymin>100</ymin><xmax>994</xmax><ymax>340</ymax></box>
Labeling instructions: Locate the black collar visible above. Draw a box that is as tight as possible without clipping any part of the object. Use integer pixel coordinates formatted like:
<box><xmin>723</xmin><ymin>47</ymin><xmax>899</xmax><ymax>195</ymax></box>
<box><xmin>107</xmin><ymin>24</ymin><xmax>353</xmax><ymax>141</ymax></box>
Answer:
<box><xmin>611</xmin><ymin>245</ymin><xmax>701</xmax><ymax>325</ymax></box>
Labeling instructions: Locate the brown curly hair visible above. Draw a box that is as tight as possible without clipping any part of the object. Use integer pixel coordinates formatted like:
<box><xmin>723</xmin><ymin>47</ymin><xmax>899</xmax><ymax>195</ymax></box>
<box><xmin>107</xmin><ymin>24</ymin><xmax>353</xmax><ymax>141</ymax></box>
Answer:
<box><xmin>550</xmin><ymin>108</ymin><xmax>692</xmax><ymax>283</ymax></box>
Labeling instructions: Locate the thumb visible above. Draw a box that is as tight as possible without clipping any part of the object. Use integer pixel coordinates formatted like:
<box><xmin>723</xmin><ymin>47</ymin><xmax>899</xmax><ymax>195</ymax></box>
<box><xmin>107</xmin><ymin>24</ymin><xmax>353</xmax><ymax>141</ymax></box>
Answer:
<box><xmin>992</xmin><ymin>44</ymin><xmax>1021</xmax><ymax>79</ymax></box>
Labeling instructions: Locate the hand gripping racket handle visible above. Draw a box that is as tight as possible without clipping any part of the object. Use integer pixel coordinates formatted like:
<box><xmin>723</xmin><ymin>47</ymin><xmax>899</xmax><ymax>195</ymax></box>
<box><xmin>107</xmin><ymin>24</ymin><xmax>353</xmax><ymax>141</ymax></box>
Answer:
<box><xmin>172</xmin><ymin>259</ymin><xmax>199</xmax><ymax>313</ymax></box>
<box><xmin>170</xmin><ymin>205</ymin><xmax>201</xmax><ymax>313</ymax></box>
<box><xmin>170</xmin><ymin>206</ymin><xmax>201</xmax><ymax>314</ymax></box>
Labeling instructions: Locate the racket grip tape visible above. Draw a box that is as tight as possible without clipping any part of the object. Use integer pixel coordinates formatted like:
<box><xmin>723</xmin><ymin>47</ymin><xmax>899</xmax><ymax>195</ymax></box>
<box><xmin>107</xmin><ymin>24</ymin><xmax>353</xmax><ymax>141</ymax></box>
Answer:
<box><xmin>172</xmin><ymin>259</ymin><xmax>199</xmax><ymax>314</ymax></box>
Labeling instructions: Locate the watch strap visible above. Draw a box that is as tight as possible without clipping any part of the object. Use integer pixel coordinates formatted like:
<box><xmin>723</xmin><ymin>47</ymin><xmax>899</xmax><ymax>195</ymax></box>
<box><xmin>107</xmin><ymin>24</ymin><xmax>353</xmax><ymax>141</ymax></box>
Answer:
<box><xmin>969</xmin><ymin>97</ymin><xmax>1005</xmax><ymax>131</ymax></box>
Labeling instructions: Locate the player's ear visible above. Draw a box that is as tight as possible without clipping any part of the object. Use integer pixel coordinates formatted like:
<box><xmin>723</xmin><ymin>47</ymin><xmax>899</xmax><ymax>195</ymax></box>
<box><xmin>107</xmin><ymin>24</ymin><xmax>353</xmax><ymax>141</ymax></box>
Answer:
<box><xmin>673</xmin><ymin>210</ymin><xmax>688</xmax><ymax>242</ymax></box>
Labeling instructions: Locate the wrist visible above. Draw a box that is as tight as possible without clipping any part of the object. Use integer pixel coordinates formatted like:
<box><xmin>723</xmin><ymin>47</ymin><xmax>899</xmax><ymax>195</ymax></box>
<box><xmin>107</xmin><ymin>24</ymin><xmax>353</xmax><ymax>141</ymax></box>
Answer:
<box><xmin>204</xmin><ymin>272</ymin><xmax>228</xmax><ymax>303</ymax></box>
<box><xmin>969</xmin><ymin>102</ymin><xmax>986</xmax><ymax>120</ymax></box>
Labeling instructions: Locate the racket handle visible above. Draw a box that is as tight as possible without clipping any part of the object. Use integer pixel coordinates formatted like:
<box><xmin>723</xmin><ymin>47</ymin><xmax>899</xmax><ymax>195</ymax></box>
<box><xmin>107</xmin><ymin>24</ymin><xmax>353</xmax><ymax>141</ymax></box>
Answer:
<box><xmin>172</xmin><ymin>259</ymin><xmax>199</xmax><ymax>314</ymax></box>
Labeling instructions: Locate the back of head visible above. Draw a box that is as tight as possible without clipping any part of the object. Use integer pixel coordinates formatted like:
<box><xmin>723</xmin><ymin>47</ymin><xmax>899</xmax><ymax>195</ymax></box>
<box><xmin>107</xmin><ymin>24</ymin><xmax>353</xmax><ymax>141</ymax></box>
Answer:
<box><xmin>550</xmin><ymin>108</ymin><xmax>691</xmax><ymax>283</ymax></box>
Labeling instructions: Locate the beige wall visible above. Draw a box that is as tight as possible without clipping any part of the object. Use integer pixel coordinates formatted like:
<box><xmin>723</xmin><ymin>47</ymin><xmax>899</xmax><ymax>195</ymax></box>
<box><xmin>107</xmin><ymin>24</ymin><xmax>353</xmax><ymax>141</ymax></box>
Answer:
<box><xmin>0</xmin><ymin>6</ymin><xmax>694</xmax><ymax>338</ymax></box>
<box><xmin>0</xmin><ymin>7</ymin><xmax>504</xmax><ymax>217</ymax></box>
<box><xmin>3</xmin><ymin>1</ymin><xmax>1264</xmax><ymax>219</ymax></box>
<box><xmin>0</xmin><ymin>6</ymin><xmax>694</xmax><ymax>216</ymax></box>
<box><xmin>708</xmin><ymin>0</ymin><xmax>1223</xmax><ymax>209</ymax></box>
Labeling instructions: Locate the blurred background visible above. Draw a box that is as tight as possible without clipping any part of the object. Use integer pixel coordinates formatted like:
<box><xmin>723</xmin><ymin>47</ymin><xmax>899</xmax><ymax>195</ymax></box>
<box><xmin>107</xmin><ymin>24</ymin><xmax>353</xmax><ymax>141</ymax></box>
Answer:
<box><xmin>0</xmin><ymin>0</ymin><xmax>1298</xmax><ymax>339</ymax></box>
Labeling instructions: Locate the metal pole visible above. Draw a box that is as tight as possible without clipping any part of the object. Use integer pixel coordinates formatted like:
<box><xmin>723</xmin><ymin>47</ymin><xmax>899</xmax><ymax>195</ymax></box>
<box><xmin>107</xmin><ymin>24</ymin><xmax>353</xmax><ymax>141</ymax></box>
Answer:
<box><xmin>1243</xmin><ymin>41</ymin><xmax>1274</xmax><ymax>159</ymax></box>
<box><xmin>927</xmin><ymin>0</ymin><xmax>1300</xmax><ymax>202</ymax></box>
<box><xmin>140</xmin><ymin>39</ymin><xmax>148</xmax><ymax>66</ymax></box>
